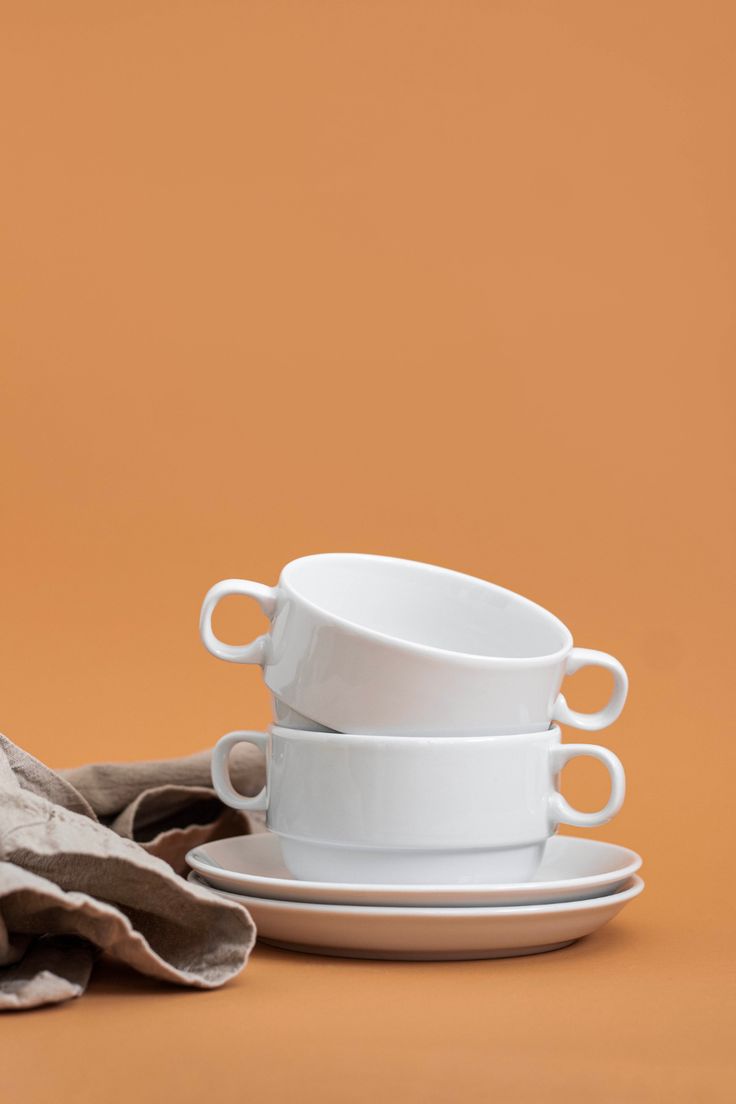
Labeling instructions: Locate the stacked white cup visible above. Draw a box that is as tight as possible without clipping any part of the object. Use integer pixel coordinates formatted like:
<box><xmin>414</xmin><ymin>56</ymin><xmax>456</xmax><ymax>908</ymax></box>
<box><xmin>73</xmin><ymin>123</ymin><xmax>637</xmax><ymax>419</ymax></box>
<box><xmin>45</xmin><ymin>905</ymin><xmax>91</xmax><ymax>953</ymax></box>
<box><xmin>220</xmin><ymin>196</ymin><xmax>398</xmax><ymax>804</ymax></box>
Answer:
<box><xmin>201</xmin><ymin>554</ymin><xmax>627</xmax><ymax>885</ymax></box>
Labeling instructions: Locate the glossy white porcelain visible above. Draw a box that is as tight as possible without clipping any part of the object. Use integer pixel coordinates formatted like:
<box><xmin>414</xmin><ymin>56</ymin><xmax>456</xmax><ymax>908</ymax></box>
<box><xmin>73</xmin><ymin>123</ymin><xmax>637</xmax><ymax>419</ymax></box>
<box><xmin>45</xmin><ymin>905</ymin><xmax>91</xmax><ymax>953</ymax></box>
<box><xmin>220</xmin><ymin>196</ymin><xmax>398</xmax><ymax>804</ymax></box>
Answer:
<box><xmin>200</xmin><ymin>554</ymin><xmax>628</xmax><ymax>736</ymax></box>
<box><xmin>270</xmin><ymin>695</ymin><xmax>334</xmax><ymax>732</ymax></box>
<box><xmin>186</xmin><ymin>832</ymin><xmax>642</xmax><ymax>908</ymax></box>
<box><xmin>188</xmin><ymin>872</ymin><xmax>644</xmax><ymax>960</ymax></box>
<box><xmin>210</xmin><ymin>726</ymin><xmax>626</xmax><ymax>884</ymax></box>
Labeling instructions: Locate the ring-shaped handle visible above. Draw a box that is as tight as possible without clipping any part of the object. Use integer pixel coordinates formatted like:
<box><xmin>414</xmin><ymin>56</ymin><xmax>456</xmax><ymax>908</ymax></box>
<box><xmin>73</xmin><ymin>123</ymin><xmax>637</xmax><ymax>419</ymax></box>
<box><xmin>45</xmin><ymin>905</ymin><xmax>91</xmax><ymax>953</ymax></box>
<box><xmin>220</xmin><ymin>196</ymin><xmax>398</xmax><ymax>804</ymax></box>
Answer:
<box><xmin>552</xmin><ymin>647</ymin><xmax>628</xmax><ymax>732</ymax></box>
<box><xmin>211</xmin><ymin>730</ymin><xmax>269</xmax><ymax>811</ymax></box>
<box><xmin>199</xmin><ymin>579</ymin><xmax>277</xmax><ymax>663</ymax></box>
<box><xmin>548</xmin><ymin>743</ymin><xmax>626</xmax><ymax>828</ymax></box>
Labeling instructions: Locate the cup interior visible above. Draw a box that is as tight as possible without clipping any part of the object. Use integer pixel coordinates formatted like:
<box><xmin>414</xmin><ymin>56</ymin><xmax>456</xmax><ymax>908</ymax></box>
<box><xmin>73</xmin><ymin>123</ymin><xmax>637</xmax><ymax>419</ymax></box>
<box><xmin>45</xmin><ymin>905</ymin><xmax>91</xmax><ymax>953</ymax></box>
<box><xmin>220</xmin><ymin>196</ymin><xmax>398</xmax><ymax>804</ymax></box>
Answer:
<box><xmin>285</xmin><ymin>555</ymin><xmax>569</xmax><ymax>658</ymax></box>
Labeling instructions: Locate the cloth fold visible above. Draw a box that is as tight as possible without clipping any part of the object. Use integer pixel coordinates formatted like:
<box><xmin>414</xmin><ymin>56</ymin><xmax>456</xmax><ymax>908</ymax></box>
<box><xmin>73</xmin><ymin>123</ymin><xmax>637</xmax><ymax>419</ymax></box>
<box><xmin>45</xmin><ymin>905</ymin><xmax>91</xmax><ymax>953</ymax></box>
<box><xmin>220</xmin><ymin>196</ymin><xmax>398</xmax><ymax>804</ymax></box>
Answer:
<box><xmin>0</xmin><ymin>734</ymin><xmax>265</xmax><ymax>1011</ymax></box>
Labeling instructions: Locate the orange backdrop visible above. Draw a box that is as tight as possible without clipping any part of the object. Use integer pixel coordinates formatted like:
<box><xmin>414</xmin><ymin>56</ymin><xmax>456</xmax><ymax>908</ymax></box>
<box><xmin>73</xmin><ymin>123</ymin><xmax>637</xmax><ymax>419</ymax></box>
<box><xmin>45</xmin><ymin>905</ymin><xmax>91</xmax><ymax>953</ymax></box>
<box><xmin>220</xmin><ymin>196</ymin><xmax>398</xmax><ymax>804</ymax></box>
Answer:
<box><xmin>0</xmin><ymin>2</ymin><xmax>734</xmax><ymax>1101</ymax></box>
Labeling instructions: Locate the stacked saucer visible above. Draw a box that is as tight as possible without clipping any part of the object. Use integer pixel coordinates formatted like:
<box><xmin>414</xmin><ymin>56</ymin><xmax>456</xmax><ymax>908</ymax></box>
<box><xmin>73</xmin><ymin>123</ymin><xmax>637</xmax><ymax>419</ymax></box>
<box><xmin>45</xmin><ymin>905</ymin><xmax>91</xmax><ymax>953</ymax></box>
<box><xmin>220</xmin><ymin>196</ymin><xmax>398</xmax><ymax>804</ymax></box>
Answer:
<box><xmin>186</xmin><ymin>833</ymin><xmax>642</xmax><ymax>960</ymax></box>
<box><xmin>192</xmin><ymin>554</ymin><xmax>644</xmax><ymax>960</ymax></box>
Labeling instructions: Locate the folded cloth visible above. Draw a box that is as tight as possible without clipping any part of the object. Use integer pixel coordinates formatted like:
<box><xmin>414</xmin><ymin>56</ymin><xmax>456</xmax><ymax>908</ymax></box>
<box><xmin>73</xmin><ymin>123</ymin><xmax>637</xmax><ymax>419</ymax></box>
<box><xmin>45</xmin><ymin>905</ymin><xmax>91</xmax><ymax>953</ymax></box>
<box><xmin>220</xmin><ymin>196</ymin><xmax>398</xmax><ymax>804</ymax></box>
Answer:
<box><xmin>61</xmin><ymin>746</ymin><xmax>267</xmax><ymax>874</ymax></box>
<box><xmin>0</xmin><ymin>734</ymin><xmax>266</xmax><ymax>1011</ymax></box>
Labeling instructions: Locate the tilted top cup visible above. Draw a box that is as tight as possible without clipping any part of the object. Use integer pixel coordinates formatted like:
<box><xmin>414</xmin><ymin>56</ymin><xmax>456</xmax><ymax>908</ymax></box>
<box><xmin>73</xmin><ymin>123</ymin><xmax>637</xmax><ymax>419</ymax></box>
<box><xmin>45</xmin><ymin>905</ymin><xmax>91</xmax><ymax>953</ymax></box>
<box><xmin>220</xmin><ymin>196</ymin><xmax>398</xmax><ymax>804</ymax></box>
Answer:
<box><xmin>199</xmin><ymin>553</ymin><xmax>627</xmax><ymax>736</ymax></box>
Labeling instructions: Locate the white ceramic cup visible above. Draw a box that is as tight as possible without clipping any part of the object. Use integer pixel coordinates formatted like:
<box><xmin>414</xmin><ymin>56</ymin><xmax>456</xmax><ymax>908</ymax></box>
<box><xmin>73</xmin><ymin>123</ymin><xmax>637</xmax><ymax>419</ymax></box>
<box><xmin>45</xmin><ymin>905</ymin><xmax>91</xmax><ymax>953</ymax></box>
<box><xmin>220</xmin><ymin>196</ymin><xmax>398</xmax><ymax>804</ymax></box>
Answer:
<box><xmin>270</xmin><ymin>695</ymin><xmax>335</xmax><ymax>732</ymax></box>
<box><xmin>210</xmin><ymin>725</ymin><xmax>626</xmax><ymax>884</ymax></box>
<box><xmin>200</xmin><ymin>554</ymin><xmax>628</xmax><ymax>736</ymax></box>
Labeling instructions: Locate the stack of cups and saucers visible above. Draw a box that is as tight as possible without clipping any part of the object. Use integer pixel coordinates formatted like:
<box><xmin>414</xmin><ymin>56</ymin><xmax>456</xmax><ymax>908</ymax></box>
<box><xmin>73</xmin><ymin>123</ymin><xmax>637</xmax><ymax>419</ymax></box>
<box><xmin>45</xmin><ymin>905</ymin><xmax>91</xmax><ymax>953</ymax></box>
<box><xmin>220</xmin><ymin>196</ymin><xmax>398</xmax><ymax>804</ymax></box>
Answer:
<box><xmin>187</xmin><ymin>554</ymin><xmax>644</xmax><ymax>960</ymax></box>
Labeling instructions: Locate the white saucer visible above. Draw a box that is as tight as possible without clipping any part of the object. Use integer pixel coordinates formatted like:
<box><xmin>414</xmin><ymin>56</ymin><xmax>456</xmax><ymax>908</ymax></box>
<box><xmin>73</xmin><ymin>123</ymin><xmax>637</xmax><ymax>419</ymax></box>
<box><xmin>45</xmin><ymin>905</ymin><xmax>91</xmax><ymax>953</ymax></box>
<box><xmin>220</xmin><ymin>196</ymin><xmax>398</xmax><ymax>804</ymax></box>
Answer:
<box><xmin>186</xmin><ymin>833</ymin><xmax>642</xmax><ymax>907</ymax></box>
<box><xmin>188</xmin><ymin>872</ymin><xmax>644</xmax><ymax>960</ymax></box>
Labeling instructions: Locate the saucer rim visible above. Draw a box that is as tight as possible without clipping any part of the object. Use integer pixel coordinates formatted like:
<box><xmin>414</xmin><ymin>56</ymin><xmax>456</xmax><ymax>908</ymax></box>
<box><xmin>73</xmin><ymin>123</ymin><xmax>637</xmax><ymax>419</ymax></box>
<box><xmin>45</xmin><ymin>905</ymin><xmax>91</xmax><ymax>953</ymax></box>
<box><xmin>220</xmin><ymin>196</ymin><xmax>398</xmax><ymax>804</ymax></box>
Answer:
<box><xmin>186</xmin><ymin>832</ymin><xmax>642</xmax><ymax>897</ymax></box>
<box><xmin>188</xmin><ymin>871</ymin><xmax>645</xmax><ymax>917</ymax></box>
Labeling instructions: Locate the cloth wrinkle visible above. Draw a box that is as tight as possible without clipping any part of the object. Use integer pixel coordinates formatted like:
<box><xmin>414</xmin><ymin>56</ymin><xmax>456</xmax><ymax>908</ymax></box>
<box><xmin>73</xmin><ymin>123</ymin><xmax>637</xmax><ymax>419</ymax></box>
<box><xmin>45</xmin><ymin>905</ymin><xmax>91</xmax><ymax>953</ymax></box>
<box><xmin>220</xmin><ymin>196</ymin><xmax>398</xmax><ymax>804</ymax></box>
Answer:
<box><xmin>0</xmin><ymin>734</ymin><xmax>263</xmax><ymax>1011</ymax></box>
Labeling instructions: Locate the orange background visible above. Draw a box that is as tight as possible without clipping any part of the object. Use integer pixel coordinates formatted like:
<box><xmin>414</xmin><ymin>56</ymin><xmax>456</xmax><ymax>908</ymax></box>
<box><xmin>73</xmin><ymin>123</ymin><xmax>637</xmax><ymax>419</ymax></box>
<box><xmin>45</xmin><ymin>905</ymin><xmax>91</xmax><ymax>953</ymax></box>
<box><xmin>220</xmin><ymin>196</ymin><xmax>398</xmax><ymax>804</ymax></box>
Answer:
<box><xmin>1</xmin><ymin>1</ymin><xmax>734</xmax><ymax>1100</ymax></box>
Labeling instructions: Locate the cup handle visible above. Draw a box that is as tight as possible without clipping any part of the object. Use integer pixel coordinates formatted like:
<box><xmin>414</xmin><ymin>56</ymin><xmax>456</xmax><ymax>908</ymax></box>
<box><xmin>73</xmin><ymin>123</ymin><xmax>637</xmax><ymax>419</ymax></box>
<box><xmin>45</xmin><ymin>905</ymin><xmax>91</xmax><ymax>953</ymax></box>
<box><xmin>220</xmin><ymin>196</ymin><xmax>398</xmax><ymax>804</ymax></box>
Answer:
<box><xmin>552</xmin><ymin>647</ymin><xmax>628</xmax><ymax>731</ymax></box>
<box><xmin>548</xmin><ymin>743</ymin><xmax>626</xmax><ymax>828</ymax></box>
<box><xmin>199</xmin><ymin>579</ymin><xmax>278</xmax><ymax>663</ymax></box>
<box><xmin>211</xmin><ymin>730</ymin><xmax>270</xmax><ymax>811</ymax></box>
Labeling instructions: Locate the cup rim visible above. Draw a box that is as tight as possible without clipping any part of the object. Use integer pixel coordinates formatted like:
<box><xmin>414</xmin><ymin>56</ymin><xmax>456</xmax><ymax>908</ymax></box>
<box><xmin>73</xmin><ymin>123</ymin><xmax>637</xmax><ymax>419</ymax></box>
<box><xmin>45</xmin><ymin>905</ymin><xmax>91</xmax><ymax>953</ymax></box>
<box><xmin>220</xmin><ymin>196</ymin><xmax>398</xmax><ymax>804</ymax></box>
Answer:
<box><xmin>269</xmin><ymin>723</ymin><xmax>562</xmax><ymax>747</ymax></box>
<box><xmin>280</xmin><ymin>553</ymin><xmax>573</xmax><ymax>666</ymax></box>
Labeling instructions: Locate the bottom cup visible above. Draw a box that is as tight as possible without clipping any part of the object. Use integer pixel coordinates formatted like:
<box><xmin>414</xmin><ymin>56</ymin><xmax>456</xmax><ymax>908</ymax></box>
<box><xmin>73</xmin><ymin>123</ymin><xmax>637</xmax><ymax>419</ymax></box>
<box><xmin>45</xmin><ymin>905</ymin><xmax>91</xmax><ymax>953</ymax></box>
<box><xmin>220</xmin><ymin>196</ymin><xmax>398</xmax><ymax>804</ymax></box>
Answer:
<box><xmin>278</xmin><ymin>838</ymin><xmax>547</xmax><ymax>885</ymax></box>
<box><xmin>211</xmin><ymin>725</ymin><xmax>626</xmax><ymax>885</ymax></box>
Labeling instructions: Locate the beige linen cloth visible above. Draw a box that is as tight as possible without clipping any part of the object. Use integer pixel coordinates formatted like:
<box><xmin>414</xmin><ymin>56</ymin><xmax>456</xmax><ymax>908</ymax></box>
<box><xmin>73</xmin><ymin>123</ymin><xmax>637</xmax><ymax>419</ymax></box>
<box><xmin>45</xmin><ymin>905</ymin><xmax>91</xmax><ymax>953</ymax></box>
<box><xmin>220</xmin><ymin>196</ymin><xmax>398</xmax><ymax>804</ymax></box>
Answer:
<box><xmin>0</xmin><ymin>733</ymin><xmax>265</xmax><ymax>1011</ymax></box>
